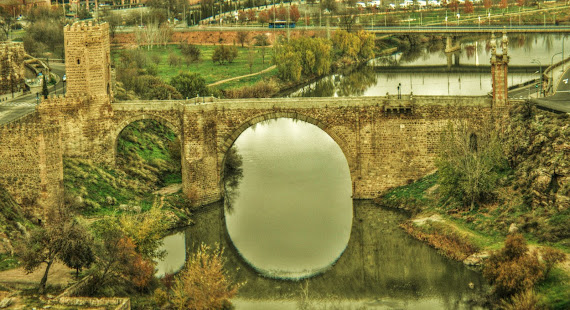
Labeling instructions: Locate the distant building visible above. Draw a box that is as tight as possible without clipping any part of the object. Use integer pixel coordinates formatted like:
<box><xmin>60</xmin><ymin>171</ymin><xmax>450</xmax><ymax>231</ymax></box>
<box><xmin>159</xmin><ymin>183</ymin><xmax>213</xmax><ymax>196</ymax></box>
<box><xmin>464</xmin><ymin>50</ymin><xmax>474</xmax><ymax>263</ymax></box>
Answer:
<box><xmin>0</xmin><ymin>0</ymin><xmax>51</xmax><ymax>13</ymax></box>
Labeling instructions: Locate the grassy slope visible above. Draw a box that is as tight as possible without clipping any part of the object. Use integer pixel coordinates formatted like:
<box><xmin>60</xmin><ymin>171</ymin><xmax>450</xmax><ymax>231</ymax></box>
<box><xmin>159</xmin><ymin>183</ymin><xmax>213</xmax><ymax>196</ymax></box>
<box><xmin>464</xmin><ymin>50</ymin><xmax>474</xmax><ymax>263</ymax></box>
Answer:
<box><xmin>64</xmin><ymin>120</ymin><xmax>184</xmax><ymax>216</ymax></box>
<box><xmin>0</xmin><ymin>187</ymin><xmax>29</xmax><ymax>271</ymax></box>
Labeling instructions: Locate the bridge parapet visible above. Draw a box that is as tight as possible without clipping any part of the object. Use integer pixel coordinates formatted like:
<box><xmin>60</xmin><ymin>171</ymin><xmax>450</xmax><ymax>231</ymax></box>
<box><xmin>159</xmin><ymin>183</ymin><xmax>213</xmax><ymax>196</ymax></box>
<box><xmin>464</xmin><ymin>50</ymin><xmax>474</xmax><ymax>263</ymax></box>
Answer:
<box><xmin>116</xmin><ymin>95</ymin><xmax>490</xmax><ymax>111</ymax></box>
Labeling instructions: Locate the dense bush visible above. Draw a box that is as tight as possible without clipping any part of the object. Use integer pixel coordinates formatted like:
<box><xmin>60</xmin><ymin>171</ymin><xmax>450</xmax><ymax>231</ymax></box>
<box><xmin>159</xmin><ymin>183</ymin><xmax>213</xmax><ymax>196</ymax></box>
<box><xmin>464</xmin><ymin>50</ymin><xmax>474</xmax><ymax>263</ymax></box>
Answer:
<box><xmin>179</xmin><ymin>42</ymin><xmax>201</xmax><ymax>64</ymax></box>
<box><xmin>212</xmin><ymin>45</ymin><xmax>238</xmax><ymax>65</ymax></box>
<box><xmin>170</xmin><ymin>244</ymin><xmax>240</xmax><ymax>310</ymax></box>
<box><xmin>483</xmin><ymin>233</ymin><xmax>544</xmax><ymax>298</ymax></box>
<box><xmin>169</xmin><ymin>72</ymin><xmax>209</xmax><ymax>98</ymax></box>
<box><xmin>223</xmin><ymin>80</ymin><xmax>278</xmax><ymax>99</ymax></box>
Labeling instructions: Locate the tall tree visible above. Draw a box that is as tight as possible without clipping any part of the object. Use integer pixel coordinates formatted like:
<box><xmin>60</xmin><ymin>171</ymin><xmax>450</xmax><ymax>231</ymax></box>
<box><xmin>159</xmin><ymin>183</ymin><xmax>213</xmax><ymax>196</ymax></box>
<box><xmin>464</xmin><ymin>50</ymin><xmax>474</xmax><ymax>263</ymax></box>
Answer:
<box><xmin>18</xmin><ymin>207</ymin><xmax>92</xmax><ymax>294</ymax></box>
<box><xmin>464</xmin><ymin>0</ymin><xmax>474</xmax><ymax>14</ymax></box>
<box><xmin>41</xmin><ymin>74</ymin><xmax>49</xmax><ymax>99</ymax></box>
<box><xmin>254</xmin><ymin>34</ymin><xmax>269</xmax><ymax>64</ymax></box>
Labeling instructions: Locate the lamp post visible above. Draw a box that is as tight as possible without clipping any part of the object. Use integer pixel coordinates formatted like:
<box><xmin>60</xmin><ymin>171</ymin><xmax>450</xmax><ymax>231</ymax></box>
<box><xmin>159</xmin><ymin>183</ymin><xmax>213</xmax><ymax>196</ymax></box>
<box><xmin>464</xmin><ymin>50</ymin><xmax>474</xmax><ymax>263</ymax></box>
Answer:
<box><xmin>551</xmin><ymin>51</ymin><xmax>563</xmax><ymax>94</ymax></box>
<box><xmin>397</xmin><ymin>83</ymin><xmax>401</xmax><ymax>99</ymax></box>
<box><xmin>532</xmin><ymin>59</ymin><xmax>542</xmax><ymax>97</ymax></box>
<box><xmin>62</xmin><ymin>74</ymin><xmax>67</xmax><ymax>96</ymax></box>
<box><xmin>456</xmin><ymin>13</ymin><xmax>460</xmax><ymax>26</ymax></box>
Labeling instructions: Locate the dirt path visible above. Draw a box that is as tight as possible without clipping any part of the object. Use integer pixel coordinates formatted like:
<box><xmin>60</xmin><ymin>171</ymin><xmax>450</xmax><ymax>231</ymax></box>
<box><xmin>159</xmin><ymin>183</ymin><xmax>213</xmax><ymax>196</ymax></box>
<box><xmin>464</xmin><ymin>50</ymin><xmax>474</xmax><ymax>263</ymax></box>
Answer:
<box><xmin>153</xmin><ymin>183</ymin><xmax>182</xmax><ymax>195</ymax></box>
<box><xmin>207</xmin><ymin>65</ymin><xmax>276</xmax><ymax>87</ymax></box>
<box><xmin>0</xmin><ymin>261</ymin><xmax>74</xmax><ymax>286</ymax></box>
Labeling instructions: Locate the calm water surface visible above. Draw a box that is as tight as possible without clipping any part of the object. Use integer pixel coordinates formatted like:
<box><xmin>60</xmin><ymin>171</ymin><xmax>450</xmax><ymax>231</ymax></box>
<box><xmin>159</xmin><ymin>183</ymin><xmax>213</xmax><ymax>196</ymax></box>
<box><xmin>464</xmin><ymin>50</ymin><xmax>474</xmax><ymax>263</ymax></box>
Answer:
<box><xmin>159</xmin><ymin>118</ymin><xmax>488</xmax><ymax>309</ymax></box>
<box><xmin>225</xmin><ymin>118</ymin><xmax>353</xmax><ymax>279</ymax></box>
<box><xmin>288</xmin><ymin>34</ymin><xmax>567</xmax><ymax>97</ymax></box>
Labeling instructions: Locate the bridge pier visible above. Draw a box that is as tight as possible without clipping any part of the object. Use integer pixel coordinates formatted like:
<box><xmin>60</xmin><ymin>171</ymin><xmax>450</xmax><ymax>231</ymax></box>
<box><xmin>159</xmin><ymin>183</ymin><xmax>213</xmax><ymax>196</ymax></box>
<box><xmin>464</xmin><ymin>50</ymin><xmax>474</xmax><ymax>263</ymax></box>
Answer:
<box><xmin>445</xmin><ymin>36</ymin><xmax>460</xmax><ymax>53</ymax></box>
<box><xmin>490</xmin><ymin>32</ymin><xmax>509</xmax><ymax>108</ymax></box>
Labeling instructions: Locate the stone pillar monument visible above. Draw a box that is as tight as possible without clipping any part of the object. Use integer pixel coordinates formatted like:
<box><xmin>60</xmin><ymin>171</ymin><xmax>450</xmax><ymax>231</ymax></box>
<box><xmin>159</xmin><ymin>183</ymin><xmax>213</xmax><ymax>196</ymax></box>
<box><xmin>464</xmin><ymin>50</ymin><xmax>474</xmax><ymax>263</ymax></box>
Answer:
<box><xmin>490</xmin><ymin>31</ymin><xmax>509</xmax><ymax>107</ymax></box>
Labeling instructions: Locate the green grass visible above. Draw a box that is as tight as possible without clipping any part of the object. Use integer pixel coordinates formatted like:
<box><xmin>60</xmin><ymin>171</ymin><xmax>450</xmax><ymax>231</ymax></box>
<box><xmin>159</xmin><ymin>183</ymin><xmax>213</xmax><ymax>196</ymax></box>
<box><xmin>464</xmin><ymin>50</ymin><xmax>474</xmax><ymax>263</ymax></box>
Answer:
<box><xmin>163</xmin><ymin>173</ymin><xmax>183</xmax><ymax>185</ymax></box>
<box><xmin>0</xmin><ymin>253</ymin><xmax>19</xmax><ymax>271</ymax></box>
<box><xmin>113</xmin><ymin>44</ymin><xmax>275</xmax><ymax>87</ymax></box>
<box><xmin>537</xmin><ymin>268</ymin><xmax>570</xmax><ymax>310</ymax></box>
<box><xmin>382</xmin><ymin>173</ymin><xmax>438</xmax><ymax>202</ymax></box>
<box><xmin>64</xmin><ymin>158</ymin><xmax>152</xmax><ymax>215</ymax></box>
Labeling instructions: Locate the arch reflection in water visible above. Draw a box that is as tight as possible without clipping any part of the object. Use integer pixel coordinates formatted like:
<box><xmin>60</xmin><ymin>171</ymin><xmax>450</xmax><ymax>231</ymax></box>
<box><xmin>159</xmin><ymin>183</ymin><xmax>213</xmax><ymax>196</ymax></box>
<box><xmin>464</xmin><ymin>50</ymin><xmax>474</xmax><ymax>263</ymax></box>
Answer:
<box><xmin>224</xmin><ymin>118</ymin><xmax>353</xmax><ymax>279</ymax></box>
<box><xmin>174</xmin><ymin>201</ymin><xmax>487</xmax><ymax>309</ymax></box>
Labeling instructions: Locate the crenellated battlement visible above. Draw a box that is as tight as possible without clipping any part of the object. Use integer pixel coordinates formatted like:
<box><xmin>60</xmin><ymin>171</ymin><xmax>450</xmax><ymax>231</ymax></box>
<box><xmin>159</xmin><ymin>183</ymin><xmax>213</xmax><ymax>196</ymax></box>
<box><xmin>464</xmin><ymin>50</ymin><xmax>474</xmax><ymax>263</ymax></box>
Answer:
<box><xmin>64</xmin><ymin>20</ymin><xmax>109</xmax><ymax>33</ymax></box>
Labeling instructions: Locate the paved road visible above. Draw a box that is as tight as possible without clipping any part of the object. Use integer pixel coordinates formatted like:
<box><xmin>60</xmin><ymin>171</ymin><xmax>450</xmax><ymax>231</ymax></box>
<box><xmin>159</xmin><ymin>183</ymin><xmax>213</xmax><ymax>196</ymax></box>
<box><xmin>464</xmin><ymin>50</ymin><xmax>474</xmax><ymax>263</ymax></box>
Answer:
<box><xmin>531</xmin><ymin>65</ymin><xmax>570</xmax><ymax>113</ymax></box>
<box><xmin>0</xmin><ymin>63</ymin><xmax>66</xmax><ymax>125</ymax></box>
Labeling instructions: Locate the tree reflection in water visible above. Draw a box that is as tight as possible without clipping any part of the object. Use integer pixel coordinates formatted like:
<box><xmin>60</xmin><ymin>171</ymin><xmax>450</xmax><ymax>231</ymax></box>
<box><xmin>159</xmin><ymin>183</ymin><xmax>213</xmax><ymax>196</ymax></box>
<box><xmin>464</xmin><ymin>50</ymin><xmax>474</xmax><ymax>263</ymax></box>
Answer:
<box><xmin>294</xmin><ymin>66</ymin><xmax>378</xmax><ymax>97</ymax></box>
<box><xmin>223</xmin><ymin>145</ymin><xmax>243</xmax><ymax>214</ymax></box>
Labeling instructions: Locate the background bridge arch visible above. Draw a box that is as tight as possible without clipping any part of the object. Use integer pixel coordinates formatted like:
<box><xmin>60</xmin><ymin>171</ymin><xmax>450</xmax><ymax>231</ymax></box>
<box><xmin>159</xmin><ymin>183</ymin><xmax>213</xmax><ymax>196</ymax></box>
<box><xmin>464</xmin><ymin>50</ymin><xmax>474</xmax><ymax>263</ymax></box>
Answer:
<box><xmin>218</xmin><ymin>111</ymin><xmax>356</xmax><ymax>194</ymax></box>
<box><xmin>111</xmin><ymin>113</ymin><xmax>182</xmax><ymax>164</ymax></box>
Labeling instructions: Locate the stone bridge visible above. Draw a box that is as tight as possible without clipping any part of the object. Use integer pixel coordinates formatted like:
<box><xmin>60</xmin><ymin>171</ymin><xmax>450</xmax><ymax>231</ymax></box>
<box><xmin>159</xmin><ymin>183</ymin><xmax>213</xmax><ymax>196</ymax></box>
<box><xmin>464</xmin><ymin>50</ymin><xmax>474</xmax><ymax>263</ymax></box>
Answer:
<box><xmin>0</xmin><ymin>21</ymin><xmax>514</xmax><ymax>216</ymax></box>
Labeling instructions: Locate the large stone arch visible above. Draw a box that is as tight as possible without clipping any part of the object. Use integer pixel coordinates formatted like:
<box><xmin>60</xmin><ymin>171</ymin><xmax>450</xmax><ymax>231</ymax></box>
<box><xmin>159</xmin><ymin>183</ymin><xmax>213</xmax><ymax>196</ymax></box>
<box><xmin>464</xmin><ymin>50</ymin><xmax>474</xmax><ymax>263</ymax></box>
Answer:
<box><xmin>217</xmin><ymin>111</ymin><xmax>355</xmax><ymax>195</ymax></box>
<box><xmin>111</xmin><ymin>113</ymin><xmax>182</xmax><ymax>165</ymax></box>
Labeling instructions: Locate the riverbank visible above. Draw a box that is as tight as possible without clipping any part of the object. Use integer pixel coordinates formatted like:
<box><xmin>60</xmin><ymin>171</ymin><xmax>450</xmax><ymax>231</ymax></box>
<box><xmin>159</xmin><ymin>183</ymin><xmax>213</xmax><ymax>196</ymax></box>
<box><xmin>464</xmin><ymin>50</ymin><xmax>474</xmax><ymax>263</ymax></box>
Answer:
<box><xmin>373</xmin><ymin>102</ymin><xmax>570</xmax><ymax>309</ymax></box>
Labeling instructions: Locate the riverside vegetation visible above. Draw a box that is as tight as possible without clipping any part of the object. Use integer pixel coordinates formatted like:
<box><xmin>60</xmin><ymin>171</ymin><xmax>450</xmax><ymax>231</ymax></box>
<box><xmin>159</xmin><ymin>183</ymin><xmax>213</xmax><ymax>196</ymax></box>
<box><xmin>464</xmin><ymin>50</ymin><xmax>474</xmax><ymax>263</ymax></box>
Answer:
<box><xmin>376</xmin><ymin>102</ymin><xmax>569</xmax><ymax>309</ymax></box>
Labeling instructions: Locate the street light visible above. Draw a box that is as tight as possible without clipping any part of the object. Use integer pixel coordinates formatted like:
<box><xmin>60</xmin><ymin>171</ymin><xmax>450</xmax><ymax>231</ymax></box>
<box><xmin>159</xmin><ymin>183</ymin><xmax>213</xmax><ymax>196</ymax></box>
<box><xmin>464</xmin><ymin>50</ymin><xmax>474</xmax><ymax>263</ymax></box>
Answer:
<box><xmin>397</xmin><ymin>83</ymin><xmax>401</xmax><ymax>99</ymax></box>
<box><xmin>532</xmin><ymin>59</ymin><xmax>542</xmax><ymax>97</ymax></box>
<box><xmin>62</xmin><ymin>74</ymin><xmax>67</xmax><ymax>96</ymax></box>
<box><xmin>551</xmin><ymin>51</ymin><xmax>563</xmax><ymax>94</ymax></box>
<box><xmin>456</xmin><ymin>13</ymin><xmax>460</xmax><ymax>26</ymax></box>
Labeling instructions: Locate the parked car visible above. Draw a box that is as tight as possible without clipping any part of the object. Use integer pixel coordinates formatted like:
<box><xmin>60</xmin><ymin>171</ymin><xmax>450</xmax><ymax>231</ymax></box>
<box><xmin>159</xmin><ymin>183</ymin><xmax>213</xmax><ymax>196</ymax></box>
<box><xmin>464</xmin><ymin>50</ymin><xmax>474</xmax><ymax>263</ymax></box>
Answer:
<box><xmin>369</xmin><ymin>0</ymin><xmax>381</xmax><ymax>6</ymax></box>
<box><xmin>428</xmin><ymin>0</ymin><xmax>441</xmax><ymax>7</ymax></box>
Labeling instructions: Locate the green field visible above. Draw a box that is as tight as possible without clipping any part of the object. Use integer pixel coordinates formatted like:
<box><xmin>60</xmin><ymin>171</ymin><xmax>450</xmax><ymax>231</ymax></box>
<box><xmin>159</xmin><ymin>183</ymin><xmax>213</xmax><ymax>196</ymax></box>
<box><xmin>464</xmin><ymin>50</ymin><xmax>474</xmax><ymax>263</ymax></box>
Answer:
<box><xmin>113</xmin><ymin>44</ymin><xmax>275</xmax><ymax>88</ymax></box>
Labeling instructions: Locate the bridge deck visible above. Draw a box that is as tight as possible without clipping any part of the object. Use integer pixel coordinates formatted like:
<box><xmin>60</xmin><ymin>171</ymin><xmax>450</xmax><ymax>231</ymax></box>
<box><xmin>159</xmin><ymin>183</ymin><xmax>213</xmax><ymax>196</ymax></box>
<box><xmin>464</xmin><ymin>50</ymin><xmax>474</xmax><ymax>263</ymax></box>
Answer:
<box><xmin>112</xmin><ymin>95</ymin><xmax>491</xmax><ymax>112</ymax></box>
<box><xmin>367</xmin><ymin>26</ymin><xmax>570</xmax><ymax>34</ymax></box>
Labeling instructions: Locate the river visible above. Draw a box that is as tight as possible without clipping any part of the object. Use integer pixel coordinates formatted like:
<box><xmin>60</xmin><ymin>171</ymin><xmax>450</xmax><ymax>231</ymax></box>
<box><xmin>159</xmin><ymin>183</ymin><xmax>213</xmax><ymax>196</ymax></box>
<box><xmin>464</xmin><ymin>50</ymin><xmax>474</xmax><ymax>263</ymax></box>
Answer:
<box><xmin>158</xmin><ymin>119</ymin><xmax>488</xmax><ymax>309</ymax></box>
<box><xmin>287</xmin><ymin>33</ymin><xmax>568</xmax><ymax>98</ymax></box>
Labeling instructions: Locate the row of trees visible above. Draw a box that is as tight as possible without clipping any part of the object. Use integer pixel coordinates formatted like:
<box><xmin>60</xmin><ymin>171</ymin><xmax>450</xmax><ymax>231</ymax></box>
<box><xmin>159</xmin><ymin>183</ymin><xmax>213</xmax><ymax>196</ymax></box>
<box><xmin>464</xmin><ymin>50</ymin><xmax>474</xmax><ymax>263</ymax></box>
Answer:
<box><xmin>274</xmin><ymin>30</ymin><xmax>375</xmax><ymax>82</ymax></box>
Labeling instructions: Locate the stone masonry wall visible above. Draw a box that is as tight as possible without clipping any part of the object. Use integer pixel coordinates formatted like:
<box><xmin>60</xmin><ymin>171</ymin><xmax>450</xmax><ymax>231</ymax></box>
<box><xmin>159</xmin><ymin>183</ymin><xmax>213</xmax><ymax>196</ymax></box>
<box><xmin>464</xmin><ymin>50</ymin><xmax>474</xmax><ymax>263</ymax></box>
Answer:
<box><xmin>0</xmin><ymin>116</ymin><xmax>63</xmax><ymax>217</ymax></box>
<box><xmin>64</xmin><ymin>21</ymin><xmax>111</xmax><ymax>97</ymax></box>
<box><xmin>111</xmin><ymin>96</ymin><xmax>494</xmax><ymax>205</ymax></box>
<box><xmin>38</xmin><ymin>94</ymin><xmax>114</xmax><ymax>160</ymax></box>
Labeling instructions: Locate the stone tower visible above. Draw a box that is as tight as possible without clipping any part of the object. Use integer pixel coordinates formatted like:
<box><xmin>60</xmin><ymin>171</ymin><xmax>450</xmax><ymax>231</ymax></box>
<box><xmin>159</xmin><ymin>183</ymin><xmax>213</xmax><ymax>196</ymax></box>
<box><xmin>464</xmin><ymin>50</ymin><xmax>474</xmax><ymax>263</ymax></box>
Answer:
<box><xmin>63</xmin><ymin>21</ymin><xmax>111</xmax><ymax>98</ymax></box>
<box><xmin>490</xmin><ymin>31</ymin><xmax>509</xmax><ymax>107</ymax></box>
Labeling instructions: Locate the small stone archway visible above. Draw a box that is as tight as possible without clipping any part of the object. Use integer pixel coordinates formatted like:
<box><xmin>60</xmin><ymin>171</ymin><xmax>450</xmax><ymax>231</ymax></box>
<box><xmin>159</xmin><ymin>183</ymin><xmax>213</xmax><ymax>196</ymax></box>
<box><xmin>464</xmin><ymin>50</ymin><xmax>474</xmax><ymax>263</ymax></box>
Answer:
<box><xmin>217</xmin><ymin>111</ymin><xmax>356</xmax><ymax>196</ymax></box>
<box><xmin>111</xmin><ymin>113</ymin><xmax>182</xmax><ymax>166</ymax></box>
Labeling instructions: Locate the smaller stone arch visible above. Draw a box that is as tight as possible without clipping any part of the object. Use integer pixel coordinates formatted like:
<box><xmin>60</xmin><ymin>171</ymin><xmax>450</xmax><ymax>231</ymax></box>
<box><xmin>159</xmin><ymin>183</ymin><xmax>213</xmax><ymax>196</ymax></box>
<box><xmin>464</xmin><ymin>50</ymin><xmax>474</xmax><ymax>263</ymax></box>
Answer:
<box><xmin>218</xmin><ymin>111</ymin><xmax>355</xmax><ymax>196</ymax></box>
<box><xmin>111</xmin><ymin>113</ymin><xmax>182</xmax><ymax>165</ymax></box>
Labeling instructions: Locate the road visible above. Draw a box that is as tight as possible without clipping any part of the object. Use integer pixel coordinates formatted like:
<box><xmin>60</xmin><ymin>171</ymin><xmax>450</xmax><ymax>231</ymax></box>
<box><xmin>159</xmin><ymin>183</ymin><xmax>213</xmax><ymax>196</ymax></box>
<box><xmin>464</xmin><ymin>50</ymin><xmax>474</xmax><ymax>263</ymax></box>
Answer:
<box><xmin>530</xmin><ymin>65</ymin><xmax>570</xmax><ymax>113</ymax></box>
<box><xmin>0</xmin><ymin>63</ymin><xmax>65</xmax><ymax>125</ymax></box>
